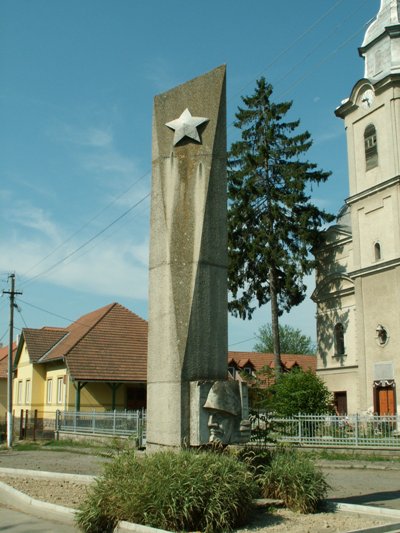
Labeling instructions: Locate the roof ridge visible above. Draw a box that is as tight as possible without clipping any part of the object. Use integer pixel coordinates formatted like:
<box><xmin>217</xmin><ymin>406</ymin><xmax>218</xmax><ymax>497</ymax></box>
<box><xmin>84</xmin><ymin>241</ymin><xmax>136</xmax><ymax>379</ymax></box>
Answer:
<box><xmin>61</xmin><ymin>302</ymin><xmax>117</xmax><ymax>358</ymax></box>
<box><xmin>37</xmin><ymin>331</ymin><xmax>70</xmax><ymax>363</ymax></box>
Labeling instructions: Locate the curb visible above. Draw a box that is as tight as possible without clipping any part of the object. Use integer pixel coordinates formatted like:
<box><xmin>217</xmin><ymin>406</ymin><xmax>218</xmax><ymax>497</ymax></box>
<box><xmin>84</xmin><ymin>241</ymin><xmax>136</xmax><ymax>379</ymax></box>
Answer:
<box><xmin>0</xmin><ymin>466</ymin><xmax>94</xmax><ymax>483</ymax></box>
<box><xmin>0</xmin><ymin>475</ymin><xmax>170</xmax><ymax>532</ymax></box>
<box><xmin>317</xmin><ymin>461</ymin><xmax>400</xmax><ymax>471</ymax></box>
<box><xmin>1</xmin><ymin>468</ymin><xmax>399</xmax><ymax>533</ymax></box>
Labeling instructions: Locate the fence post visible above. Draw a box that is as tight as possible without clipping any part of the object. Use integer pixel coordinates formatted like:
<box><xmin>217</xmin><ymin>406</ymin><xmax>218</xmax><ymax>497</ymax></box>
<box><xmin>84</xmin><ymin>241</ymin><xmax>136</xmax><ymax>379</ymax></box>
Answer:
<box><xmin>73</xmin><ymin>411</ymin><xmax>77</xmax><ymax>433</ymax></box>
<box><xmin>298</xmin><ymin>414</ymin><xmax>302</xmax><ymax>444</ymax></box>
<box><xmin>25</xmin><ymin>410</ymin><xmax>29</xmax><ymax>439</ymax></box>
<box><xmin>92</xmin><ymin>410</ymin><xmax>96</xmax><ymax>434</ymax></box>
<box><xmin>33</xmin><ymin>409</ymin><xmax>38</xmax><ymax>441</ymax></box>
<box><xmin>113</xmin><ymin>410</ymin><xmax>116</xmax><ymax>435</ymax></box>
<box><xmin>19</xmin><ymin>410</ymin><xmax>24</xmax><ymax>440</ymax></box>
<box><xmin>355</xmin><ymin>413</ymin><xmax>359</xmax><ymax>446</ymax></box>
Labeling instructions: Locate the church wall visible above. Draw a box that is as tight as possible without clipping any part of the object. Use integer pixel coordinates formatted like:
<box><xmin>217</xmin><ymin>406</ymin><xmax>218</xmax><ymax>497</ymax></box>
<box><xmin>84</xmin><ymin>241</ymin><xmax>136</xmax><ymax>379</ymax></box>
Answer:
<box><xmin>318</xmin><ymin>369</ymin><xmax>359</xmax><ymax>415</ymax></box>
<box><xmin>357</xmin><ymin>267</ymin><xmax>400</xmax><ymax>413</ymax></box>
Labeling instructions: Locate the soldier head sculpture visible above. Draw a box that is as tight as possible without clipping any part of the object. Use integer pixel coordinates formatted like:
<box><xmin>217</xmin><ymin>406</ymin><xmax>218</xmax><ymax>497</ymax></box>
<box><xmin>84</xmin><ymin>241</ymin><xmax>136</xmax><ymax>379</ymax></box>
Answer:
<box><xmin>203</xmin><ymin>381</ymin><xmax>251</xmax><ymax>445</ymax></box>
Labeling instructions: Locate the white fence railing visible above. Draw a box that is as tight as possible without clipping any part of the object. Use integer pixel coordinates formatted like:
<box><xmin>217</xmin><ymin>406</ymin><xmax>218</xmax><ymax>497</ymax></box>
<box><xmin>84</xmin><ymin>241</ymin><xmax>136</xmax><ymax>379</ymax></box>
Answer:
<box><xmin>56</xmin><ymin>410</ymin><xmax>146</xmax><ymax>447</ymax></box>
<box><xmin>36</xmin><ymin>411</ymin><xmax>400</xmax><ymax>449</ymax></box>
<box><xmin>250</xmin><ymin>413</ymin><xmax>400</xmax><ymax>448</ymax></box>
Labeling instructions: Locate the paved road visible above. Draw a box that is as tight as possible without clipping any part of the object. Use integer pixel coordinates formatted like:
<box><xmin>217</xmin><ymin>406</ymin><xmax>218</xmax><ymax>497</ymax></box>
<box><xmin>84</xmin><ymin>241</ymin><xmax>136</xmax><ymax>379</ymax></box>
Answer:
<box><xmin>0</xmin><ymin>505</ymin><xmax>78</xmax><ymax>532</ymax></box>
<box><xmin>321</xmin><ymin>461</ymin><xmax>400</xmax><ymax>510</ymax></box>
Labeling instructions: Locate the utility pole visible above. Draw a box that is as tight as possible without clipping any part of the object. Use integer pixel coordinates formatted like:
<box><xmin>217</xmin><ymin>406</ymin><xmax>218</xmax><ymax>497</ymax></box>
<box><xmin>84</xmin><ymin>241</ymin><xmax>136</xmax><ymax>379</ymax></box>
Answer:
<box><xmin>3</xmin><ymin>273</ymin><xmax>22</xmax><ymax>448</ymax></box>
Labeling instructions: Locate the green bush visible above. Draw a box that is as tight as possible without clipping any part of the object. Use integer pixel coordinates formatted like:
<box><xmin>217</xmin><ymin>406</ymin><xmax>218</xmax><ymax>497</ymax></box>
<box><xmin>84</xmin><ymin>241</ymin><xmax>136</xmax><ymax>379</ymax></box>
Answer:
<box><xmin>258</xmin><ymin>447</ymin><xmax>330</xmax><ymax>513</ymax></box>
<box><xmin>76</xmin><ymin>448</ymin><xmax>257</xmax><ymax>533</ymax></box>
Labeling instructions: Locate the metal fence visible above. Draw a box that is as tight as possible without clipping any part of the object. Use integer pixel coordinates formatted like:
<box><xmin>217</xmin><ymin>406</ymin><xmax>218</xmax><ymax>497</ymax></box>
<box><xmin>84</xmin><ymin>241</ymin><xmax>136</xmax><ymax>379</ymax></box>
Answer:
<box><xmin>56</xmin><ymin>410</ymin><xmax>146</xmax><ymax>447</ymax></box>
<box><xmin>250</xmin><ymin>413</ymin><xmax>400</xmax><ymax>448</ymax></box>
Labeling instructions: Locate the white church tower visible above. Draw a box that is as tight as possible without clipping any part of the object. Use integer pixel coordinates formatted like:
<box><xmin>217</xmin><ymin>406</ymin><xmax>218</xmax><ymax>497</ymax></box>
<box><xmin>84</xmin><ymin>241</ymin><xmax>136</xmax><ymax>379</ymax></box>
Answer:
<box><xmin>314</xmin><ymin>0</ymin><xmax>400</xmax><ymax>415</ymax></box>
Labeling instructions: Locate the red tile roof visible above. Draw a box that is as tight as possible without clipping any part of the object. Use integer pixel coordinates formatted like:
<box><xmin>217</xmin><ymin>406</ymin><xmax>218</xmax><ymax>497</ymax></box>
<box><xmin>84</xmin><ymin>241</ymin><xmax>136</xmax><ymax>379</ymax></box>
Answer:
<box><xmin>20</xmin><ymin>303</ymin><xmax>148</xmax><ymax>383</ymax></box>
<box><xmin>23</xmin><ymin>328</ymin><xmax>67</xmax><ymax>362</ymax></box>
<box><xmin>15</xmin><ymin>303</ymin><xmax>315</xmax><ymax>385</ymax></box>
<box><xmin>228</xmin><ymin>351</ymin><xmax>316</xmax><ymax>373</ymax></box>
<box><xmin>0</xmin><ymin>343</ymin><xmax>17</xmax><ymax>379</ymax></box>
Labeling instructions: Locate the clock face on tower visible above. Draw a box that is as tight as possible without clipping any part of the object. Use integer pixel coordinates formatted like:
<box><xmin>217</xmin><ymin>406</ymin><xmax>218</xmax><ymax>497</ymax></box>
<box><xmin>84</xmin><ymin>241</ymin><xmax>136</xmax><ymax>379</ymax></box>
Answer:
<box><xmin>360</xmin><ymin>88</ymin><xmax>374</xmax><ymax>109</ymax></box>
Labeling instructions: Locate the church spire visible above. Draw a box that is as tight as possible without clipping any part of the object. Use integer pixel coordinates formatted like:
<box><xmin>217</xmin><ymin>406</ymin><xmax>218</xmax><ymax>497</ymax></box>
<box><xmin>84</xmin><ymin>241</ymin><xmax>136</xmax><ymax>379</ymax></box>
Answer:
<box><xmin>360</xmin><ymin>0</ymin><xmax>400</xmax><ymax>82</ymax></box>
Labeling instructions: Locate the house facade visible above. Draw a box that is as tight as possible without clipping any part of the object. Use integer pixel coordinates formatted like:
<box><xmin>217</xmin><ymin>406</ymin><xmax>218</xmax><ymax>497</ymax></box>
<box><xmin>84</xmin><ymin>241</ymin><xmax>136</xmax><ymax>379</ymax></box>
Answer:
<box><xmin>8</xmin><ymin>302</ymin><xmax>316</xmax><ymax>417</ymax></box>
<box><xmin>314</xmin><ymin>0</ymin><xmax>400</xmax><ymax>415</ymax></box>
<box><xmin>13</xmin><ymin>303</ymin><xmax>147</xmax><ymax>415</ymax></box>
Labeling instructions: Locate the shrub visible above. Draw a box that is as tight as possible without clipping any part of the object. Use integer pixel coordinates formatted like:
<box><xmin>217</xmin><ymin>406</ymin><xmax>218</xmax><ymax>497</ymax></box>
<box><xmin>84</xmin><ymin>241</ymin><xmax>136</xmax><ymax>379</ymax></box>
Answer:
<box><xmin>76</xmin><ymin>448</ymin><xmax>257</xmax><ymax>532</ymax></box>
<box><xmin>258</xmin><ymin>447</ymin><xmax>330</xmax><ymax>513</ymax></box>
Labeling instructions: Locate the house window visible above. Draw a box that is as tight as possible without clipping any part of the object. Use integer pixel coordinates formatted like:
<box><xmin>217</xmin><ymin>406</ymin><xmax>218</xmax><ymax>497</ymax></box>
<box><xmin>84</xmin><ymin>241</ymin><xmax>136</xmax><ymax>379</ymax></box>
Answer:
<box><xmin>25</xmin><ymin>380</ymin><xmax>31</xmax><ymax>404</ymax></box>
<box><xmin>242</xmin><ymin>366</ymin><xmax>253</xmax><ymax>375</ymax></box>
<box><xmin>228</xmin><ymin>366</ymin><xmax>236</xmax><ymax>378</ymax></box>
<box><xmin>374</xmin><ymin>242</ymin><xmax>381</xmax><ymax>261</ymax></box>
<box><xmin>17</xmin><ymin>380</ymin><xmax>23</xmax><ymax>405</ymax></box>
<box><xmin>47</xmin><ymin>379</ymin><xmax>53</xmax><ymax>404</ymax></box>
<box><xmin>57</xmin><ymin>377</ymin><xmax>64</xmax><ymax>404</ymax></box>
<box><xmin>364</xmin><ymin>124</ymin><xmax>378</xmax><ymax>170</ymax></box>
<box><xmin>334</xmin><ymin>323</ymin><xmax>345</xmax><ymax>356</ymax></box>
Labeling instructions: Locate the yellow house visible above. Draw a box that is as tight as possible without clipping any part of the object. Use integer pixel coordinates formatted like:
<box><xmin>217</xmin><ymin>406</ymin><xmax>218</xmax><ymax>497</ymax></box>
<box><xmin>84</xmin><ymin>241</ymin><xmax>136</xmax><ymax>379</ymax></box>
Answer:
<box><xmin>13</xmin><ymin>303</ymin><xmax>147</xmax><ymax>417</ymax></box>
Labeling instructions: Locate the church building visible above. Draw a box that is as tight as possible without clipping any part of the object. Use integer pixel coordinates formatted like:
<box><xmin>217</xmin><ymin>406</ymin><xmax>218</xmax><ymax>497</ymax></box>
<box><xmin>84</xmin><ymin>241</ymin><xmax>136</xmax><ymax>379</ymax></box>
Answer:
<box><xmin>314</xmin><ymin>0</ymin><xmax>400</xmax><ymax>415</ymax></box>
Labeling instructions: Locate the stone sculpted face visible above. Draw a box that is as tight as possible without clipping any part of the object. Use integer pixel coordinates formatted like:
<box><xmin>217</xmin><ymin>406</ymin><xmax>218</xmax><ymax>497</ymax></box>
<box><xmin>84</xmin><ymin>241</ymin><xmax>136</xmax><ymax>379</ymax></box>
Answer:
<box><xmin>203</xmin><ymin>381</ymin><xmax>242</xmax><ymax>445</ymax></box>
<box><xmin>207</xmin><ymin>411</ymin><xmax>235</xmax><ymax>444</ymax></box>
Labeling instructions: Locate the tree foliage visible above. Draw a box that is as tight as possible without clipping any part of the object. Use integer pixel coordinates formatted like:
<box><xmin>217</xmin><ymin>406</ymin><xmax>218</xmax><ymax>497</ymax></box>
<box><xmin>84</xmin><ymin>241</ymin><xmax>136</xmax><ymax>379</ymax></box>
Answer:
<box><xmin>270</xmin><ymin>368</ymin><xmax>333</xmax><ymax>416</ymax></box>
<box><xmin>254</xmin><ymin>323</ymin><xmax>316</xmax><ymax>355</ymax></box>
<box><xmin>228</xmin><ymin>78</ymin><xmax>333</xmax><ymax>374</ymax></box>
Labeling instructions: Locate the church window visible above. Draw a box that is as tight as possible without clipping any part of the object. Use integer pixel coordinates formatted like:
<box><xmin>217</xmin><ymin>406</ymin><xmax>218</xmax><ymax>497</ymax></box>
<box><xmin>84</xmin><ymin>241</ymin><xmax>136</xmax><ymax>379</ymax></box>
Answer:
<box><xmin>364</xmin><ymin>124</ymin><xmax>378</xmax><ymax>170</ymax></box>
<box><xmin>334</xmin><ymin>323</ymin><xmax>345</xmax><ymax>356</ymax></box>
<box><xmin>374</xmin><ymin>242</ymin><xmax>381</xmax><ymax>261</ymax></box>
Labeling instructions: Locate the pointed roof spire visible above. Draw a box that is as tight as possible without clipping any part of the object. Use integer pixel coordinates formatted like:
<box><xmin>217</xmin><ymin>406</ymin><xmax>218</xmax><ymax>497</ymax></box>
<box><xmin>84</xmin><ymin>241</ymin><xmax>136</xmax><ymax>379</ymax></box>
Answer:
<box><xmin>362</xmin><ymin>0</ymin><xmax>400</xmax><ymax>47</ymax></box>
<box><xmin>360</xmin><ymin>0</ymin><xmax>400</xmax><ymax>82</ymax></box>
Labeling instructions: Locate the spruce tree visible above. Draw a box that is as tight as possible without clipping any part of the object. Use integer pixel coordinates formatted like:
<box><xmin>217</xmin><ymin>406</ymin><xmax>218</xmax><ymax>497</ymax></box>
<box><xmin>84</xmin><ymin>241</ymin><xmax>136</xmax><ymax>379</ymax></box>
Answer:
<box><xmin>228</xmin><ymin>78</ymin><xmax>333</xmax><ymax>377</ymax></box>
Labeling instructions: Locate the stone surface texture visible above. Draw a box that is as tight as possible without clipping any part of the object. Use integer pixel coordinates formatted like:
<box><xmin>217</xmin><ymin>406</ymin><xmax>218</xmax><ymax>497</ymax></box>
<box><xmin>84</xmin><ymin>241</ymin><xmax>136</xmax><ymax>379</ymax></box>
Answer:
<box><xmin>147</xmin><ymin>65</ymin><xmax>227</xmax><ymax>449</ymax></box>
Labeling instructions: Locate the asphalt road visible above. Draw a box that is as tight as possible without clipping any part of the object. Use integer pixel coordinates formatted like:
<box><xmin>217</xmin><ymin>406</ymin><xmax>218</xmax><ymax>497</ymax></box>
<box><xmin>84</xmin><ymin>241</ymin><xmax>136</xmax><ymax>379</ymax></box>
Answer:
<box><xmin>321</xmin><ymin>461</ymin><xmax>400</xmax><ymax>510</ymax></box>
<box><xmin>0</xmin><ymin>505</ymin><xmax>78</xmax><ymax>532</ymax></box>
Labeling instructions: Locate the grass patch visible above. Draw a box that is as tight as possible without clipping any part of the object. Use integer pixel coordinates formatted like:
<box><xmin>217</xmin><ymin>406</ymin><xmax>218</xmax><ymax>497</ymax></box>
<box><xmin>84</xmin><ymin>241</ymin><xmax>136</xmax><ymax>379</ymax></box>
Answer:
<box><xmin>76</xmin><ymin>448</ymin><xmax>257</xmax><ymax>533</ymax></box>
<box><xmin>258</xmin><ymin>447</ymin><xmax>330</xmax><ymax>513</ymax></box>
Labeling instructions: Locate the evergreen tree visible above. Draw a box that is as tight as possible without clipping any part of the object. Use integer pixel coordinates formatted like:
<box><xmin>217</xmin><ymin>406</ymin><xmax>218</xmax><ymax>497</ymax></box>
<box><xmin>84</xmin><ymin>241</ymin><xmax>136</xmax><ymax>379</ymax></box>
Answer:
<box><xmin>228</xmin><ymin>78</ymin><xmax>333</xmax><ymax>377</ymax></box>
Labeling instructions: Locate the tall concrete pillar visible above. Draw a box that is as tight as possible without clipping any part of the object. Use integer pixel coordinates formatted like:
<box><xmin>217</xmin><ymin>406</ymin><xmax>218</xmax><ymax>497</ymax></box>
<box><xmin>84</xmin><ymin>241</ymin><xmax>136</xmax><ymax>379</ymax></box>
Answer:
<box><xmin>147</xmin><ymin>65</ymin><xmax>227</xmax><ymax>450</ymax></box>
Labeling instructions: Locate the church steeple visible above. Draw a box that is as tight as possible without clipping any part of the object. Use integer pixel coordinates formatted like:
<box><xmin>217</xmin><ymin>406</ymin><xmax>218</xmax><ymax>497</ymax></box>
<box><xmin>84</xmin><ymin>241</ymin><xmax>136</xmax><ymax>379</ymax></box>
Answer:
<box><xmin>359</xmin><ymin>0</ymin><xmax>400</xmax><ymax>83</ymax></box>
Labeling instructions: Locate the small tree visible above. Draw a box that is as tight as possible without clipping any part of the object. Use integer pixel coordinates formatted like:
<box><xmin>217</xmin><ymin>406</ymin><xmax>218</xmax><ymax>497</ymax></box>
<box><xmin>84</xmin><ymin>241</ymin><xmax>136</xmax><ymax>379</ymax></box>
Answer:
<box><xmin>228</xmin><ymin>78</ymin><xmax>334</xmax><ymax>377</ymax></box>
<box><xmin>270</xmin><ymin>368</ymin><xmax>333</xmax><ymax>416</ymax></box>
<box><xmin>254</xmin><ymin>323</ymin><xmax>316</xmax><ymax>355</ymax></box>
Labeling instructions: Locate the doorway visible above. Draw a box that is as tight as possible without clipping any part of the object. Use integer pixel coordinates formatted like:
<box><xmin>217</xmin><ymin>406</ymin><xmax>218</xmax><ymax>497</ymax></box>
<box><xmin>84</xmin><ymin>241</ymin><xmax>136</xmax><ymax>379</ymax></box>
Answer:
<box><xmin>374</xmin><ymin>384</ymin><xmax>396</xmax><ymax>415</ymax></box>
<box><xmin>334</xmin><ymin>391</ymin><xmax>348</xmax><ymax>415</ymax></box>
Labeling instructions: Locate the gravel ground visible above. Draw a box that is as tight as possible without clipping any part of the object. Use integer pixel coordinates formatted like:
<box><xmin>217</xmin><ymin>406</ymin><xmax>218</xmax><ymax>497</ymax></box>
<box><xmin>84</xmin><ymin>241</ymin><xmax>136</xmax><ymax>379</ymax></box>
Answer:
<box><xmin>0</xmin><ymin>448</ymin><xmax>399</xmax><ymax>532</ymax></box>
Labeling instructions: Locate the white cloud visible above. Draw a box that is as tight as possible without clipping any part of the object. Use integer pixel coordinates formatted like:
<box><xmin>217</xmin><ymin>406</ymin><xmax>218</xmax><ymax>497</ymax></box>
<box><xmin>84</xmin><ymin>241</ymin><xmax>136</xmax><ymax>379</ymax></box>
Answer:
<box><xmin>0</xmin><ymin>230</ymin><xmax>149</xmax><ymax>301</ymax></box>
<box><xmin>54</xmin><ymin>124</ymin><xmax>113</xmax><ymax>148</ymax></box>
<box><xmin>5</xmin><ymin>202</ymin><xmax>61</xmax><ymax>243</ymax></box>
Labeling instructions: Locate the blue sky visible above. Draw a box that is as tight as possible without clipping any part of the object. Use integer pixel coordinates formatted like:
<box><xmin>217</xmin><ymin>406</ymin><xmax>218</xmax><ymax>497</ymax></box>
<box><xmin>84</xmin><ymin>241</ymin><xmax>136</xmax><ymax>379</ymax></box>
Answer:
<box><xmin>0</xmin><ymin>0</ymin><xmax>379</xmax><ymax>350</ymax></box>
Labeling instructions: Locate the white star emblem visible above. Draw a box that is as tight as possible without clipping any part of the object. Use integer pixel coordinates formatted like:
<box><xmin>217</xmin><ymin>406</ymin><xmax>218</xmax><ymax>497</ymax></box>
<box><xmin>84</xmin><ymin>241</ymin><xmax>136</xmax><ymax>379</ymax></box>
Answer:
<box><xmin>165</xmin><ymin>108</ymin><xmax>209</xmax><ymax>146</ymax></box>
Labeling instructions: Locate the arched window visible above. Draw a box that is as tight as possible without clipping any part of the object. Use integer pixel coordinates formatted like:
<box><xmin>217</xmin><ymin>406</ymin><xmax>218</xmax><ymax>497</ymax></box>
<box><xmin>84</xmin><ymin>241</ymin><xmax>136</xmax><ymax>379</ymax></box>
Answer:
<box><xmin>334</xmin><ymin>323</ymin><xmax>345</xmax><ymax>356</ymax></box>
<box><xmin>374</xmin><ymin>242</ymin><xmax>381</xmax><ymax>261</ymax></box>
<box><xmin>364</xmin><ymin>124</ymin><xmax>378</xmax><ymax>170</ymax></box>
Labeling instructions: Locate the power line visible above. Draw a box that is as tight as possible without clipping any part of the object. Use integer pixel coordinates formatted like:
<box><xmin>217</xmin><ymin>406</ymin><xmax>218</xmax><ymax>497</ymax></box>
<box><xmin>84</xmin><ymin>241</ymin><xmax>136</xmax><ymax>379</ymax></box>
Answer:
<box><xmin>21</xmin><ymin>192</ymin><xmax>150</xmax><ymax>289</ymax></box>
<box><xmin>16</xmin><ymin>297</ymin><xmax>102</xmax><ymax>329</ymax></box>
<box><xmin>20</xmin><ymin>170</ymin><xmax>150</xmax><ymax>284</ymax></box>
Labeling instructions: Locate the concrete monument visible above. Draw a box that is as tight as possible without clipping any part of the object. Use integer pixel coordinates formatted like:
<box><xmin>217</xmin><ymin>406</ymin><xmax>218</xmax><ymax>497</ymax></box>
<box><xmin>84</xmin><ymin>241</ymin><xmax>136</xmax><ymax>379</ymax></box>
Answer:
<box><xmin>147</xmin><ymin>65</ymin><xmax>249</xmax><ymax>450</ymax></box>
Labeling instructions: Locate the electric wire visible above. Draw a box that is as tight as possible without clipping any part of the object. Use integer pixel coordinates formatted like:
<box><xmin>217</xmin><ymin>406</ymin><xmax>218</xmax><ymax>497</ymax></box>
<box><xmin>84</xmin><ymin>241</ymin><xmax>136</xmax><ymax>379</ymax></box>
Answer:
<box><xmin>8</xmin><ymin>1</ymin><xmax>375</xmax><ymax>328</ymax></box>
<box><xmin>19</xmin><ymin>170</ymin><xmax>151</xmax><ymax>284</ymax></box>
<box><xmin>16</xmin><ymin>298</ymin><xmax>105</xmax><ymax>329</ymax></box>
<box><xmin>21</xmin><ymin>192</ymin><xmax>150</xmax><ymax>289</ymax></box>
